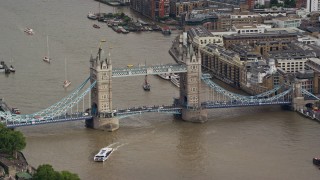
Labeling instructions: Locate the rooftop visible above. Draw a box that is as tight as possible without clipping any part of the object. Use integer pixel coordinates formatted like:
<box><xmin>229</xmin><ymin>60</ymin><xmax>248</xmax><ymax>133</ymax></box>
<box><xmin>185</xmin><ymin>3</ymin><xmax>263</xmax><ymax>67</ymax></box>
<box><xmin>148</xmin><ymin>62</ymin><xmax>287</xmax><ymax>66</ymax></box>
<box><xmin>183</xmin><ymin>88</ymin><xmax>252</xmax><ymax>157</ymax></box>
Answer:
<box><xmin>188</xmin><ymin>26</ymin><xmax>213</xmax><ymax>38</ymax></box>
<box><xmin>233</xmin><ymin>24</ymin><xmax>258</xmax><ymax>29</ymax></box>
<box><xmin>307</xmin><ymin>57</ymin><xmax>320</xmax><ymax>64</ymax></box>
<box><xmin>223</xmin><ymin>31</ymin><xmax>297</xmax><ymax>39</ymax></box>
<box><xmin>273</xmin><ymin>17</ymin><xmax>301</xmax><ymax>21</ymax></box>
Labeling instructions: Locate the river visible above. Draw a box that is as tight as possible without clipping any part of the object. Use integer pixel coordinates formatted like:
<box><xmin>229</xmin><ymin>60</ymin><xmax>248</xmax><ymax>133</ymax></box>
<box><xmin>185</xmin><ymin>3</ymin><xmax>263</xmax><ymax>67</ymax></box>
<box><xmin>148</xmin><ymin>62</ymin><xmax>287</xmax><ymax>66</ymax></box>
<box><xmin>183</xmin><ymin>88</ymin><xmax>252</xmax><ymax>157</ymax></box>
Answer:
<box><xmin>0</xmin><ymin>0</ymin><xmax>320</xmax><ymax>179</ymax></box>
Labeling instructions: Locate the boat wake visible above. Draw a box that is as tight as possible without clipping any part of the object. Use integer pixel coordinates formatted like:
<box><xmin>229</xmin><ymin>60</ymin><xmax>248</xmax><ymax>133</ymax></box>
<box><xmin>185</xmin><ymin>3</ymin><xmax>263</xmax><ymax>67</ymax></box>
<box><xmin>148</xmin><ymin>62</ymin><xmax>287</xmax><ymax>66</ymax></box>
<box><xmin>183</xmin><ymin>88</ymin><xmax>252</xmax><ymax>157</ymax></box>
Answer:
<box><xmin>113</xmin><ymin>143</ymin><xmax>127</xmax><ymax>151</ymax></box>
<box><xmin>107</xmin><ymin>142</ymin><xmax>127</xmax><ymax>151</ymax></box>
<box><xmin>107</xmin><ymin>142</ymin><xmax>120</xmax><ymax>148</ymax></box>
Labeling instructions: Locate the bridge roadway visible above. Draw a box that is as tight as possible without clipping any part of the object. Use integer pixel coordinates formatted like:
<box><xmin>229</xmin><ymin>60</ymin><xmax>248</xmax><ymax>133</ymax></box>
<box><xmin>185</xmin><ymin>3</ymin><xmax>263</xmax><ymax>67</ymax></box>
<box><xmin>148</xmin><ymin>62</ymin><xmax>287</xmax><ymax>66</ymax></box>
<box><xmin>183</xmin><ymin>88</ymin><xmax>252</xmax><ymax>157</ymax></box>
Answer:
<box><xmin>1</xmin><ymin>106</ymin><xmax>182</xmax><ymax>128</ymax></box>
<box><xmin>112</xmin><ymin>64</ymin><xmax>187</xmax><ymax>77</ymax></box>
<box><xmin>115</xmin><ymin>105</ymin><xmax>182</xmax><ymax>117</ymax></box>
<box><xmin>3</xmin><ymin>113</ymin><xmax>93</xmax><ymax>128</ymax></box>
<box><xmin>1</xmin><ymin>99</ymin><xmax>295</xmax><ymax>128</ymax></box>
<box><xmin>201</xmin><ymin>100</ymin><xmax>291</xmax><ymax>109</ymax></box>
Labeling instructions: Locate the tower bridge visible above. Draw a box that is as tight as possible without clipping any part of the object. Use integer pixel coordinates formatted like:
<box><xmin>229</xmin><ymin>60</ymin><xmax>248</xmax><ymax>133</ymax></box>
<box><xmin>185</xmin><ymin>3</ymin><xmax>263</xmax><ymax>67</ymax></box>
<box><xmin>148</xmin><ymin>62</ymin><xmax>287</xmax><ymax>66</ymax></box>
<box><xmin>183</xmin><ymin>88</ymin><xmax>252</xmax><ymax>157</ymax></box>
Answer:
<box><xmin>0</xmin><ymin>43</ymin><xmax>316</xmax><ymax>130</ymax></box>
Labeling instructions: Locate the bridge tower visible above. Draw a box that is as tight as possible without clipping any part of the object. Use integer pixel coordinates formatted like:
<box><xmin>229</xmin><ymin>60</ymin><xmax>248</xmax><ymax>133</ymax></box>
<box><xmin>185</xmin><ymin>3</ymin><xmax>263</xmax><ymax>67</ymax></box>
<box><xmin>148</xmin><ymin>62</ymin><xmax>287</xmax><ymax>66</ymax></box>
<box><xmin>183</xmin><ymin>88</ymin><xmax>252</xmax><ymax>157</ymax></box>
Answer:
<box><xmin>178</xmin><ymin>47</ymin><xmax>207</xmax><ymax>122</ymax></box>
<box><xmin>291</xmin><ymin>82</ymin><xmax>307</xmax><ymax>111</ymax></box>
<box><xmin>85</xmin><ymin>43</ymin><xmax>119</xmax><ymax>131</ymax></box>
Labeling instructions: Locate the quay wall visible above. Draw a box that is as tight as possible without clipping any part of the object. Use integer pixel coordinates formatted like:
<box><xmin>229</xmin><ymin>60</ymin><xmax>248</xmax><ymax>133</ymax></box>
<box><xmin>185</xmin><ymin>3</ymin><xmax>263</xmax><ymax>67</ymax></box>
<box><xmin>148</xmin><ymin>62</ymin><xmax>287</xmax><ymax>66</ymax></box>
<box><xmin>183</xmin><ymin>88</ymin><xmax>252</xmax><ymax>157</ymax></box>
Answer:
<box><xmin>296</xmin><ymin>108</ymin><xmax>320</xmax><ymax>123</ymax></box>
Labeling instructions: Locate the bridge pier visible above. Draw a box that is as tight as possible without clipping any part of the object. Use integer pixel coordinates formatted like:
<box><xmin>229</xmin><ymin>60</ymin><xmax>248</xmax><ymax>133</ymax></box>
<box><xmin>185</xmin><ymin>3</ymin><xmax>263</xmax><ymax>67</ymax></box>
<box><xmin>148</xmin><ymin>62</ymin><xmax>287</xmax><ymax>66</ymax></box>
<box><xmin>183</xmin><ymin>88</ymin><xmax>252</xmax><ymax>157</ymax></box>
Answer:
<box><xmin>86</xmin><ymin>117</ymin><xmax>119</xmax><ymax>131</ymax></box>
<box><xmin>181</xmin><ymin>108</ymin><xmax>207</xmax><ymax>123</ymax></box>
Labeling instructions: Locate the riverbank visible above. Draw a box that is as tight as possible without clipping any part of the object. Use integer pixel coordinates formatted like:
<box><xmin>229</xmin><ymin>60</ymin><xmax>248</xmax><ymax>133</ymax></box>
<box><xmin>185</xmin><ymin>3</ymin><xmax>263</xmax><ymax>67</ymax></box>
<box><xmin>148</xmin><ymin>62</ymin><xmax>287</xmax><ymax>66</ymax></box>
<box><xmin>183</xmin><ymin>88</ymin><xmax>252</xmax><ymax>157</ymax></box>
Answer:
<box><xmin>0</xmin><ymin>152</ymin><xmax>34</xmax><ymax>179</ymax></box>
<box><xmin>296</xmin><ymin>108</ymin><xmax>320</xmax><ymax>123</ymax></box>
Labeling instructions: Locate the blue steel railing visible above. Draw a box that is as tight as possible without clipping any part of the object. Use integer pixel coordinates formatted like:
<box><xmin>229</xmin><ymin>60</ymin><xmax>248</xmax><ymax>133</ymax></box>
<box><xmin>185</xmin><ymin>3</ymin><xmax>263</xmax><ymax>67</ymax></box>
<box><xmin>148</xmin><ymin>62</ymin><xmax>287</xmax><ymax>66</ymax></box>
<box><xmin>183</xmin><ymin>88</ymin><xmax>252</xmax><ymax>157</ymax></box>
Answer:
<box><xmin>0</xmin><ymin>79</ymin><xmax>95</xmax><ymax>125</ymax></box>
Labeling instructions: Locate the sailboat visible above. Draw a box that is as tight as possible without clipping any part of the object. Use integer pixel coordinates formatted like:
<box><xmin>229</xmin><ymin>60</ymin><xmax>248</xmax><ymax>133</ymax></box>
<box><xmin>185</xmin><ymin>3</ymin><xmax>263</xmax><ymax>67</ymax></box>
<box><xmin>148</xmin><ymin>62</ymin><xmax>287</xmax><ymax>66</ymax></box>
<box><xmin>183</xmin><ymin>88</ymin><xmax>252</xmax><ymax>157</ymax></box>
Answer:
<box><xmin>63</xmin><ymin>58</ymin><xmax>71</xmax><ymax>88</ymax></box>
<box><xmin>143</xmin><ymin>75</ymin><xmax>150</xmax><ymax>91</ymax></box>
<box><xmin>43</xmin><ymin>36</ymin><xmax>51</xmax><ymax>63</ymax></box>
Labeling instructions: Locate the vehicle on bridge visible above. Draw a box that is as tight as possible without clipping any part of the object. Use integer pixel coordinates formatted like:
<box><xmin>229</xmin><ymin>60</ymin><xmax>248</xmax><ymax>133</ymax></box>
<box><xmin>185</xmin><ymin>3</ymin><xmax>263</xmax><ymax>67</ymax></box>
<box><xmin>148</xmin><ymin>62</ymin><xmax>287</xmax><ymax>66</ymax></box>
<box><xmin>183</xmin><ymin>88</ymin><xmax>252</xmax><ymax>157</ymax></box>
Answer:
<box><xmin>12</xmin><ymin>108</ymin><xmax>20</xmax><ymax>114</ymax></box>
<box><xmin>34</xmin><ymin>116</ymin><xmax>45</xmax><ymax>121</ymax></box>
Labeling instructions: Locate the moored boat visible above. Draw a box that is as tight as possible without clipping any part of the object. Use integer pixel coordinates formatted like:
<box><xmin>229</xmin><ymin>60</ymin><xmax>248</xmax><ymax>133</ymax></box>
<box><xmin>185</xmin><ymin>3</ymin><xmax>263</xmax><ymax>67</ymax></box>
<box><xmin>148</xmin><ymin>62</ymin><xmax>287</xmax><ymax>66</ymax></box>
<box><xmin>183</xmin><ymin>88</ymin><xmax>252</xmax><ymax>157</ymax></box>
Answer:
<box><xmin>43</xmin><ymin>36</ymin><xmax>51</xmax><ymax>63</ymax></box>
<box><xmin>63</xmin><ymin>80</ymin><xmax>71</xmax><ymax>88</ymax></box>
<box><xmin>112</xmin><ymin>26</ymin><xmax>122</xmax><ymax>33</ymax></box>
<box><xmin>94</xmin><ymin>147</ymin><xmax>113</xmax><ymax>162</ymax></box>
<box><xmin>0</xmin><ymin>61</ymin><xmax>10</xmax><ymax>74</ymax></box>
<box><xmin>118</xmin><ymin>26</ymin><xmax>129</xmax><ymax>34</ymax></box>
<box><xmin>24</xmin><ymin>28</ymin><xmax>34</xmax><ymax>35</ymax></box>
<box><xmin>313</xmin><ymin>157</ymin><xmax>320</xmax><ymax>166</ymax></box>
<box><xmin>143</xmin><ymin>75</ymin><xmax>151</xmax><ymax>91</ymax></box>
<box><xmin>9</xmin><ymin>65</ymin><xmax>15</xmax><ymax>72</ymax></box>
<box><xmin>93</xmin><ymin>24</ymin><xmax>100</xmax><ymax>29</ymax></box>
<box><xmin>0</xmin><ymin>63</ymin><xmax>4</xmax><ymax>73</ymax></box>
<box><xmin>161</xmin><ymin>26</ymin><xmax>171</xmax><ymax>35</ymax></box>
<box><xmin>87</xmin><ymin>12</ymin><xmax>97</xmax><ymax>20</ymax></box>
<box><xmin>43</xmin><ymin>56</ymin><xmax>50</xmax><ymax>63</ymax></box>
<box><xmin>63</xmin><ymin>58</ymin><xmax>71</xmax><ymax>88</ymax></box>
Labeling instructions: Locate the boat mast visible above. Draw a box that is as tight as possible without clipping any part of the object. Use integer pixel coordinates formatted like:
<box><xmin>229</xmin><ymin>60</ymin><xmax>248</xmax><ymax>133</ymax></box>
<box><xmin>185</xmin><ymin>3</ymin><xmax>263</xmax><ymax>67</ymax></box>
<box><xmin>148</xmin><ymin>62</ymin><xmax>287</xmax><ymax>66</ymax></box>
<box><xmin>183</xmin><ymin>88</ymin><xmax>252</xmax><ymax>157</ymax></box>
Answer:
<box><xmin>145</xmin><ymin>75</ymin><xmax>148</xmax><ymax>84</ymax></box>
<box><xmin>145</xmin><ymin>60</ymin><xmax>148</xmax><ymax>84</ymax></box>
<box><xmin>98</xmin><ymin>1</ymin><xmax>100</xmax><ymax>17</ymax></box>
<box><xmin>47</xmin><ymin>35</ymin><xmax>50</xmax><ymax>59</ymax></box>
<box><xmin>65</xmin><ymin>58</ymin><xmax>67</xmax><ymax>81</ymax></box>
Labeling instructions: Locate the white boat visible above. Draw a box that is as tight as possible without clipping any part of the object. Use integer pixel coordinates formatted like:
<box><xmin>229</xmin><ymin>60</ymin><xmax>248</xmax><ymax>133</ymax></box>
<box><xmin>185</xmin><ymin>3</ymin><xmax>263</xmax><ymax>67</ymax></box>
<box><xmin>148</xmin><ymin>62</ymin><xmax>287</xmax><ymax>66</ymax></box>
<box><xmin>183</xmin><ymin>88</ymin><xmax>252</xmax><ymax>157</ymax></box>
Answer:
<box><xmin>87</xmin><ymin>12</ymin><xmax>97</xmax><ymax>20</ymax></box>
<box><xmin>43</xmin><ymin>36</ymin><xmax>51</xmax><ymax>63</ymax></box>
<box><xmin>0</xmin><ymin>64</ymin><xmax>4</xmax><ymax>73</ymax></box>
<box><xmin>9</xmin><ymin>65</ymin><xmax>15</xmax><ymax>73</ymax></box>
<box><xmin>63</xmin><ymin>58</ymin><xmax>71</xmax><ymax>88</ymax></box>
<box><xmin>118</xmin><ymin>26</ymin><xmax>129</xmax><ymax>34</ymax></box>
<box><xmin>63</xmin><ymin>80</ymin><xmax>71</xmax><ymax>88</ymax></box>
<box><xmin>158</xmin><ymin>73</ymin><xmax>172</xmax><ymax>80</ymax></box>
<box><xmin>24</xmin><ymin>28</ymin><xmax>34</xmax><ymax>35</ymax></box>
<box><xmin>170</xmin><ymin>74</ymin><xmax>180</xmax><ymax>88</ymax></box>
<box><xmin>94</xmin><ymin>147</ymin><xmax>113</xmax><ymax>162</ymax></box>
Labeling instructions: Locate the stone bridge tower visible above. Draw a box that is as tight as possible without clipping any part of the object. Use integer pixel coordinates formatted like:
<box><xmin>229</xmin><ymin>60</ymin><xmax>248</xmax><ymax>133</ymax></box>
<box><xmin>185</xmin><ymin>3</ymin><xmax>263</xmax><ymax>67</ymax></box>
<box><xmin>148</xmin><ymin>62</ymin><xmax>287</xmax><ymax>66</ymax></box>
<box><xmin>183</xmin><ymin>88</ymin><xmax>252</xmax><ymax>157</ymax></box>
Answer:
<box><xmin>85</xmin><ymin>44</ymin><xmax>119</xmax><ymax>131</ymax></box>
<box><xmin>178</xmin><ymin>47</ymin><xmax>207</xmax><ymax>122</ymax></box>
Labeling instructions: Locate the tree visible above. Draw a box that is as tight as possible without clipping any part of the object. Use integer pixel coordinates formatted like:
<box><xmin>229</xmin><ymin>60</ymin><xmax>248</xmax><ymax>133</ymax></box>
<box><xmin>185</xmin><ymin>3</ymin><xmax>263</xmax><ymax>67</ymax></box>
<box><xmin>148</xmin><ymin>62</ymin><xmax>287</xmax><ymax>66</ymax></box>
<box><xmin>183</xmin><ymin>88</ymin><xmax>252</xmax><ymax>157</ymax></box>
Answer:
<box><xmin>0</xmin><ymin>124</ymin><xmax>26</xmax><ymax>158</ymax></box>
<box><xmin>33</xmin><ymin>164</ymin><xmax>60</xmax><ymax>180</ymax></box>
<box><xmin>33</xmin><ymin>164</ymin><xmax>80</xmax><ymax>180</ymax></box>
<box><xmin>60</xmin><ymin>171</ymin><xmax>80</xmax><ymax>180</ymax></box>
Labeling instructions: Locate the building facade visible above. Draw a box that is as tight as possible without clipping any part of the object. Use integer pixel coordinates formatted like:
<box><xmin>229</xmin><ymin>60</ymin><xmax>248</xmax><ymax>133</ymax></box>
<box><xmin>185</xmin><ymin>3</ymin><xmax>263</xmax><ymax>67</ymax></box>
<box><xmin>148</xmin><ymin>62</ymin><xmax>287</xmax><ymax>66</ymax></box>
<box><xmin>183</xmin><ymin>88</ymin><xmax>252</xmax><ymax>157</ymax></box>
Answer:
<box><xmin>200</xmin><ymin>44</ymin><xmax>243</xmax><ymax>87</ymax></box>
<box><xmin>272</xmin><ymin>17</ymin><xmax>302</xmax><ymax>28</ymax></box>
<box><xmin>223</xmin><ymin>32</ymin><xmax>297</xmax><ymax>49</ymax></box>
<box><xmin>130</xmin><ymin>0</ymin><xmax>170</xmax><ymax>20</ymax></box>
<box><xmin>307</xmin><ymin>0</ymin><xmax>319</xmax><ymax>12</ymax></box>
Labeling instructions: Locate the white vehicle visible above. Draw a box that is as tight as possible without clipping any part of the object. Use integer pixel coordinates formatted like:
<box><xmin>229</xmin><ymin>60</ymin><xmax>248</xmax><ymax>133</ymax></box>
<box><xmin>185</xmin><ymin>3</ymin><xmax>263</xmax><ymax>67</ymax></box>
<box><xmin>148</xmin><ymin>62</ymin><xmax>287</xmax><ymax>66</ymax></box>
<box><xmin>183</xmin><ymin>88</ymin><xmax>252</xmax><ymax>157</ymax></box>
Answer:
<box><xmin>34</xmin><ymin>116</ymin><xmax>45</xmax><ymax>121</ymax></box>
<box><xmin>94</xmin><ymin>147</ymin><xmax>113</xmax><ymax>162</ymax></box>
<box><xmin>83</xmin><ymin>112</ymin><xmax>89</xmax><ymax>116</ymax></box>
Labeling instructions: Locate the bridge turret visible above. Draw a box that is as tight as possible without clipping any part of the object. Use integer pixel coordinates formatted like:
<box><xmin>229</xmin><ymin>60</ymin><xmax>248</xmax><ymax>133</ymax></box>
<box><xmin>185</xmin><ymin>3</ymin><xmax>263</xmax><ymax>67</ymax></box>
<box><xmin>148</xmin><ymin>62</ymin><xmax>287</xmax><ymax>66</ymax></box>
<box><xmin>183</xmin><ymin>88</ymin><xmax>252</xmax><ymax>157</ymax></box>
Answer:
<box><xmin>86</xmin><ymin>42</ymin><xmax>118</xmax><ymax>131</ymax></box>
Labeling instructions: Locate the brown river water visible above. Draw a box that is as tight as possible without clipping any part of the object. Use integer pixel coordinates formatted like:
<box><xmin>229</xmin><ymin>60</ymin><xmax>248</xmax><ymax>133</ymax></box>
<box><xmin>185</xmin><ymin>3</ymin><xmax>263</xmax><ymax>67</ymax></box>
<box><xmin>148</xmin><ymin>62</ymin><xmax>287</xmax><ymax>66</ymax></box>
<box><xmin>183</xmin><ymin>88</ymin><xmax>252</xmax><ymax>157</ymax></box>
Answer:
<box><xmin>0</xmin><ymin>0</ymin><xmax>320</xmax><ymax>179</ymax></box>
